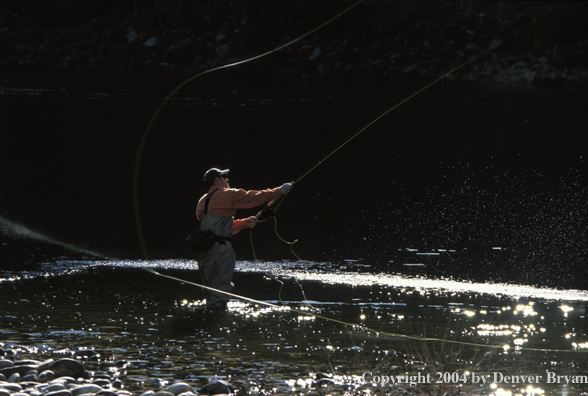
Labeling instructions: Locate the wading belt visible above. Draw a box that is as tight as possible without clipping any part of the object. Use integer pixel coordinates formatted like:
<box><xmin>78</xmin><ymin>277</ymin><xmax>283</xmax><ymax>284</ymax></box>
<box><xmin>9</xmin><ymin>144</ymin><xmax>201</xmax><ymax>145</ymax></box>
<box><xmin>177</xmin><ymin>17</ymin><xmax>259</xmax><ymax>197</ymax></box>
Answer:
<box><xmin>204</xmin><ymin>189</ymin><xmax>231</xmax><ymax>244</ymax></box>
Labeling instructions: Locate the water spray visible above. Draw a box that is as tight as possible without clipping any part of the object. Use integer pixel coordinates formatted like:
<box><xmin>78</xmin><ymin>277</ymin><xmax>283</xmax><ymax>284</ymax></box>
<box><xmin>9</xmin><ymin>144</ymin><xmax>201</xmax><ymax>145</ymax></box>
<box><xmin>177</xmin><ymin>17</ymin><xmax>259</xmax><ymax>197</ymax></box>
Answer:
<box><xmin>0</xmin><ymin>215</ymin><xmax>104</xmax><ymax>259</ymax></box>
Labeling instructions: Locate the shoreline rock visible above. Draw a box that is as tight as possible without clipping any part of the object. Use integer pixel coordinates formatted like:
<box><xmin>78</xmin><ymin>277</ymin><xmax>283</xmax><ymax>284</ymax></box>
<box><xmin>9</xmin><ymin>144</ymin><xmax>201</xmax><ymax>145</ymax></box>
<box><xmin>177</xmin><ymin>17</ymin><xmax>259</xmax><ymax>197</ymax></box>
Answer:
<box><xmin>0</xmin><ymin>353</ymin><xmax>232</xmax><ymax>396</ymax></box>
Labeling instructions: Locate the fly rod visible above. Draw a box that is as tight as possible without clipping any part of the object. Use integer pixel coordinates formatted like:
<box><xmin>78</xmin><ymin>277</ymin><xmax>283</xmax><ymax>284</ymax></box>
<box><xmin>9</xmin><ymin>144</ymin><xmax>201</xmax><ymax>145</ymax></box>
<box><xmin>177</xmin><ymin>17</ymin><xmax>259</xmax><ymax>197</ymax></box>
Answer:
<box><xmin>293</xmin><ymin>46</ymin><xmax>492</xmax><ymax>187</ymax></box>
<box><xmin>255</xmin><ymin>41</ymin><xmax>498</xmax><ymax>223</ymax></box>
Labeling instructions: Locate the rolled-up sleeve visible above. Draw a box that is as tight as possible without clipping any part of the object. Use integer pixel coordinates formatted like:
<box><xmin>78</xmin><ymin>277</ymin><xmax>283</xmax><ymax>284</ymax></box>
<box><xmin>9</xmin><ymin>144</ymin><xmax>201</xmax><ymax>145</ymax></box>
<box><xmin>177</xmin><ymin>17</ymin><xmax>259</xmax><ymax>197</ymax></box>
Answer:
<box><xmin>229</xmin><ymin>188</ymin><xmax>282</xmax><ymax>209</ymax></box>
<box><xmin>232</xmin><ymin>218</ymin><xmax>248</xmax><ymax>235</ymax></box>
<box><xmin>197</xmin><ymin>187</ymin><xmax>283</xmax><ymax>226</ymax></box>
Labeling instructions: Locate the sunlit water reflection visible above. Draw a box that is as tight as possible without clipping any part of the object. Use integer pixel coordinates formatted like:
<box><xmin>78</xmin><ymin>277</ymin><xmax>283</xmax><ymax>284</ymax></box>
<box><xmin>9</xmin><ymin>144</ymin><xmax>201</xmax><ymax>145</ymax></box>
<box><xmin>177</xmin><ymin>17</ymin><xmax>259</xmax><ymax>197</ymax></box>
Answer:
<box><xmin>1</xmin><ymin>259</ymin><xmax>587</xmax><ymax>395</ymax></box>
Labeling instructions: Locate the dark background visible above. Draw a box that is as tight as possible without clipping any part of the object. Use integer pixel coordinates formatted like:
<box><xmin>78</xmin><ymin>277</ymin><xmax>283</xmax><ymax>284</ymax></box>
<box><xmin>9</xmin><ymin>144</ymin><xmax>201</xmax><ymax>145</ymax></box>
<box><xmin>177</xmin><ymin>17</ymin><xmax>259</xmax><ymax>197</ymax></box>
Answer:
<box><xmin>1</xmin><ymin>1</ymin><xmax>587</xmax><ymax>82</ymax></box>
<box><xmin>1</xmin><ymin>1</ymin><xmax>587</xmax><ymax>288</ymax></box>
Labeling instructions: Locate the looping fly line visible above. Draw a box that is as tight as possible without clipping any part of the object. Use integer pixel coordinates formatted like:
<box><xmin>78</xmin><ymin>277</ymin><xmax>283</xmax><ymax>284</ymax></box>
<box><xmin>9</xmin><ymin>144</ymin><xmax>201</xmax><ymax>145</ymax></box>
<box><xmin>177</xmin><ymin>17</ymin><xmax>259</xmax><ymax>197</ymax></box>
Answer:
<box><xmin>133</xmin><ymin>0</ymin><xmax>365</xmax><ymax>260</ymax></box>
<box><xmin>131</xmin><ymin>2</ymin><xmax>575</xmax><ymax>354</ymax></box>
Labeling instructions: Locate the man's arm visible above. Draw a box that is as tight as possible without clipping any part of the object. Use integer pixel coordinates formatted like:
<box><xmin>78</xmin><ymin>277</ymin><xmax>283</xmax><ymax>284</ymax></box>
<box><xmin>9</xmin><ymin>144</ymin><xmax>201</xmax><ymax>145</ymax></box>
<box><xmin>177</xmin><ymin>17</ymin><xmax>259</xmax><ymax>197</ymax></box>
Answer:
<box><xmin>232</xmin><ymin>216</ymin><xmax>257</xmax><ymax>235</ymax></box>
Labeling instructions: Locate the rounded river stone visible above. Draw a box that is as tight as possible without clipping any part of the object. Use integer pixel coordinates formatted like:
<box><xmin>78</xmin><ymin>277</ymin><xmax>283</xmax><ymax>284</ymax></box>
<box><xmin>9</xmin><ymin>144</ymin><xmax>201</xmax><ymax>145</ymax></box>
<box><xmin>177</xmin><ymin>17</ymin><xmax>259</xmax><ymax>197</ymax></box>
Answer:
<box><xmin>43</xmin><ymin>383</ymin><xmax>66</xmax><ymax>393</ymax></box>
<box><xmin>45</xmin><ymin>390</ymin><xmax>73</xmax><ymax>396</ymax></box>
<box><xmin>165</xmin><ymin>383</ymin><xmax>193</xmax><ymax>396</ymax></box>
<box><xmin>0</xmin><ymin>365</ymin><xmax>38</xmax><ymax>378</ymax></box>
<box><xmin>71</xmin><ymin>384</ymin><xmax>104</xmax><ymax>396</ymax></box>
<box><xmin>0</xmin><ymin>383</ymin><xmax>22</xmax><ymax>392</ymax></box>
<box><xmin>47</xmin><ymin>360</ymin><xmax>85</xmax><ymax>379</ymax></box>
<box><xmin>38</xmin><ymin>370</ymin><xmax>56</xmax><ymax>383</ymax></box>
<box><xmin>0</xmin><ymin>361</ymin><xmax>13</xmax><ymax>369</ymax></box>
<box><xmin>199</xmin><ymin>381</ymin><xmax>234</xmax><ymax>395</ymax></box>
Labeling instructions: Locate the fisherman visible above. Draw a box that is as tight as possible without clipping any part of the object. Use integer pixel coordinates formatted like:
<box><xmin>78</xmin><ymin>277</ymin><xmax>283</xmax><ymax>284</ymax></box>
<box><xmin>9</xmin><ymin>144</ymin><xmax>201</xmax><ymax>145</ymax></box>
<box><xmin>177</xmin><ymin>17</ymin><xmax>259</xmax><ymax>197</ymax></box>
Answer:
<box><xmin>196</xmin><ymin>168</ymin><xmax>293</xmax><ymax>312</ymax></box>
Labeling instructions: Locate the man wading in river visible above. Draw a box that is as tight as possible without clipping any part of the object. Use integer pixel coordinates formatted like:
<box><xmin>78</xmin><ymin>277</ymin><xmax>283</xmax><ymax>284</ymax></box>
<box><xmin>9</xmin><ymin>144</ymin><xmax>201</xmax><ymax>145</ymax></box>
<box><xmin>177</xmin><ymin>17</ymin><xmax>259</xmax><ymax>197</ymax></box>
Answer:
<box><xmin>196</xmin><ymin>168</ymin><xmax>293</xmax><ymax>312</ymax></box>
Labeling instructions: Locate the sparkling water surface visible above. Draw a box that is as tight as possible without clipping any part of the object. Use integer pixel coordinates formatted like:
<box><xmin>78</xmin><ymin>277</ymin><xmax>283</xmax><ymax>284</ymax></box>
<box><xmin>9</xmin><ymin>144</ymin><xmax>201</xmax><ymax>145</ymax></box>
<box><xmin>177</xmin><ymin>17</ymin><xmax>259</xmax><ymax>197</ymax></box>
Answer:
<box><xmin>2</xmin><ymin>74</ymin><xmax>587</xmax><ymax>395</ymax></box>
<box><xmin>1</xmin><ymin>259</ymin><xmax>587</xmax><ymax>395</ymax></box>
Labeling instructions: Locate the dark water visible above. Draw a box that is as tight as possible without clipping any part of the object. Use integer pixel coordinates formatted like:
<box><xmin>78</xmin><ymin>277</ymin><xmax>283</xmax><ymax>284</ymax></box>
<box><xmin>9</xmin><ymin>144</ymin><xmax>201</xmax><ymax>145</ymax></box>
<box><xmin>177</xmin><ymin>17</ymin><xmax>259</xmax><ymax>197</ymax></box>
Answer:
<box><xmin>1</xmin><ymin>76</ymin><xmax>587</xmax><ymax>394</ymax></box>
<box><xmin>1</xmin><ymin>76</ymin><xmax>587</xmax><ymax>287</ymax></box>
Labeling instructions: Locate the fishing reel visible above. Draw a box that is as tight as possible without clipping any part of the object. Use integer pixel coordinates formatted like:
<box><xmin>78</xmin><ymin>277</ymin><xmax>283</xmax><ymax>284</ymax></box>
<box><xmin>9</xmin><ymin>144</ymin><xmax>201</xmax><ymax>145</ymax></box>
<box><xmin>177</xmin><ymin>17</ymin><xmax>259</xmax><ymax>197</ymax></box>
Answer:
<box><xmin>256</xmin><ymin>204</ymin><xmax>275</xmax><ymax>221</ymax></box>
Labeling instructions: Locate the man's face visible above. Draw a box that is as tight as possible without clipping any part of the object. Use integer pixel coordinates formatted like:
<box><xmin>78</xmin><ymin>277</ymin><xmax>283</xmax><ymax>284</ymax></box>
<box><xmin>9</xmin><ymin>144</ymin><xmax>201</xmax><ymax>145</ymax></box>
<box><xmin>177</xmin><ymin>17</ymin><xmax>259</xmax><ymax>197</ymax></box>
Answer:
<box><xmin>215</xmin><ymin>175</ymin><xmax>229</xmax><ymax>188</ymax></box>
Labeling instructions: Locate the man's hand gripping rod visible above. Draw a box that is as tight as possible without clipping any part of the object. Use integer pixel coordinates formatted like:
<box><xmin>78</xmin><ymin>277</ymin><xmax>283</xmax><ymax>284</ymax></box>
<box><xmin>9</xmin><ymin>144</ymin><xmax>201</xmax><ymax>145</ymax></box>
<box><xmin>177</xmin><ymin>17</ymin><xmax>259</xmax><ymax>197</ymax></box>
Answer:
<box><xmin>255</xmin><ymin>181</ymin><xmax>294</xmax><ymax>221</ymax></box>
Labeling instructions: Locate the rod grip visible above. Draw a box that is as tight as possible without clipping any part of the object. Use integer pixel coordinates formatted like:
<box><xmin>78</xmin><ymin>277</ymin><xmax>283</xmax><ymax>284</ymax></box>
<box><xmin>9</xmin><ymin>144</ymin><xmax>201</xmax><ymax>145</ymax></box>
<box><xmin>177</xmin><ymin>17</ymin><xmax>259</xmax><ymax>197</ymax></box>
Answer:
<box><xmin>255</xmin><ymin>199</ymin><xmax>277</xmax><ymax>220</ymax></box>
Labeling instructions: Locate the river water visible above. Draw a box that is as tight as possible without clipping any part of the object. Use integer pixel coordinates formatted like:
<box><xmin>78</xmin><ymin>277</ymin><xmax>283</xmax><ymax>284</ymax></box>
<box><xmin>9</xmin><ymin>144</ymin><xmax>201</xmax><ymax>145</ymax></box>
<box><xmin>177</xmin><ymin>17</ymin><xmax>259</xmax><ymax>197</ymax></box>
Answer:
<box><xmin>1</xmin><ymin>75</ymin><xmax>587</xmax><ymax>394</ymax></box>
<box><xmin>1</xmin><ymin>259</ymin><xmax>587</xmax><ymax>395</ymax></box>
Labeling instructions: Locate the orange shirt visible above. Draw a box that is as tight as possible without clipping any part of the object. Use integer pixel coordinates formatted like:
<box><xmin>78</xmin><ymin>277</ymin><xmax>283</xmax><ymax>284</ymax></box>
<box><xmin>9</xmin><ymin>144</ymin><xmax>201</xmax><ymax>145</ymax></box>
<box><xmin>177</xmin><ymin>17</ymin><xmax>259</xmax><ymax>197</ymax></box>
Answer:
<box><xmin>196</xmin><ymin>186</ymin><xmax>283</xmax><ymax>234</ymax></box>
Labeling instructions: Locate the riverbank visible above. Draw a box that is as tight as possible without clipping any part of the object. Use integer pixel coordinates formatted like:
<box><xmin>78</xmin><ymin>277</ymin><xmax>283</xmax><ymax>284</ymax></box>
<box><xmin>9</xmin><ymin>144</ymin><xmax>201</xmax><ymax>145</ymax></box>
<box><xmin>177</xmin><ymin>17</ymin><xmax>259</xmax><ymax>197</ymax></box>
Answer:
<box><xmin>0</xmin><ymin>350</ymin><xmax>233</xmax><ymax>396</ymax></box>
<box><xmin>1</xmin><ymin>1</ymin><xmax>587</xmax><ymax>86</ymax></box>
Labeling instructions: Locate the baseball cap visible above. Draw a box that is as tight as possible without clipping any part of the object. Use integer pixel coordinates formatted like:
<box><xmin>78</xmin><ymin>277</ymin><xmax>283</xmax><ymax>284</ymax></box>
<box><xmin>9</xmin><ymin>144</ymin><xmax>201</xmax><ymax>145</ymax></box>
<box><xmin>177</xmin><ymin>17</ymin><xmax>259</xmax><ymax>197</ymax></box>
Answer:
<box><xmin>203</xmin><ymin>168</ymin><xmax>229</xmax><ymax>184</ymax></box>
